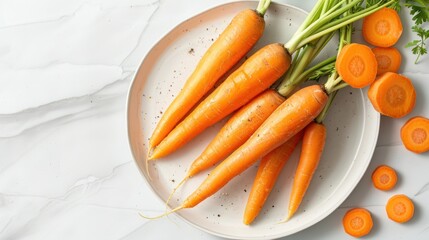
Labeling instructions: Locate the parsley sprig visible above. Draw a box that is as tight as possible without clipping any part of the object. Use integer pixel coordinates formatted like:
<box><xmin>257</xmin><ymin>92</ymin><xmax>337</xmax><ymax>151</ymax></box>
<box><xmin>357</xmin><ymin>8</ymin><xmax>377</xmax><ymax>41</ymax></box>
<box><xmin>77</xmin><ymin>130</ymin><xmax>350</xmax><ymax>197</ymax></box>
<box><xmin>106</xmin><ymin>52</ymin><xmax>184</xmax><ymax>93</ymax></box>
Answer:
<box><xmin>404</xmin><ymin>0</ymin><xmax>429</xmax><ymax>63</ymax></box>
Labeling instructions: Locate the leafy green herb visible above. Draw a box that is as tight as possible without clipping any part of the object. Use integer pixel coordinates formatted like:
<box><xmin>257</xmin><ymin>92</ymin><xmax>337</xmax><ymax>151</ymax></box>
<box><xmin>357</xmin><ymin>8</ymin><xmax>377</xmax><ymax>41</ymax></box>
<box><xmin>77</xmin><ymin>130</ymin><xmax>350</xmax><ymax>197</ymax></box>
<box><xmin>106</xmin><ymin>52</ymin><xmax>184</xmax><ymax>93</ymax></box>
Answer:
<box><xmin>405</xmin><ymin>25</ymin><xmax>429</xmax><ymax>63</ymax></box>
<box><xmin>403</xmin><ymin>0</ymin><xmax>429</xmax><ymax>63</ymax></box>
<box><xmin>405</xmin><ymin>0</ymin><xmax>429</xmax><ymax>25</ymax></box>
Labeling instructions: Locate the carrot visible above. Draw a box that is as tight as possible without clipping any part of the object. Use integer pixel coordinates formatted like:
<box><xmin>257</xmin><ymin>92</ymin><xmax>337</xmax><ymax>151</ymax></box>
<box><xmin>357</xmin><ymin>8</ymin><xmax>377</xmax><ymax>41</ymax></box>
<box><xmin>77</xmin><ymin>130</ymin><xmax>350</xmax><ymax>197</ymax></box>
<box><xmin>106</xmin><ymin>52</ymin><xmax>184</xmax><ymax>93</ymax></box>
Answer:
<box><xmin>386</xmin><ymin>194</ymin><xmax>414</xmax><ymax>223</ymax></box>
<box><xmin>335</xmin><ymin>43</ymin><xmax>378</xmax><ymax>88</ymax></box>
<box><xmin>342</xmin><ymin>208</ymin><xmax>373</xmax><ymax>238</ymax></box>
<box><xmin>286</xmin><ymin>121</ymin><xmax>326</xmax><ymax>220</ymax></box>
<box><xmin>159</xmin><ymin>85</ymin><xmax>327</xmax><ymax>213</ymax></box>
<box><xmin>372</xmin><ymin>47</ymin><xmax>402</xmax><ymax>75</ymax></box>
<box><xmin>367</xmin><ymin>72</ymin><xmax>416</xmax><ymax>118</ymax></box>
<box><xmin>149</xmin><ymin>43</ymin><xmax>291</xmax><ymax>159</ymax></box>
<box><xmin>372</xmin><ymin>165</ymin><xmax>398</xmax><ymax>191</ymax></box>
<box><xmin>400</xmin><ymin>116</ymin><xmax>429</xmax><ymax>153</ymax></box>
<box><xmin>362</xmin><ymin>7</ymin><xmax>403</xmax><ymax>47</ymax></box>
<box><xmin>243</xmin><ymin>131</ymin><xmax>303</xmax><ymax>225</ymax></box>
<box><xmin>148</xmin><ymin>6</ymin><xmax>267</xmax><ymax>150</ymax></box>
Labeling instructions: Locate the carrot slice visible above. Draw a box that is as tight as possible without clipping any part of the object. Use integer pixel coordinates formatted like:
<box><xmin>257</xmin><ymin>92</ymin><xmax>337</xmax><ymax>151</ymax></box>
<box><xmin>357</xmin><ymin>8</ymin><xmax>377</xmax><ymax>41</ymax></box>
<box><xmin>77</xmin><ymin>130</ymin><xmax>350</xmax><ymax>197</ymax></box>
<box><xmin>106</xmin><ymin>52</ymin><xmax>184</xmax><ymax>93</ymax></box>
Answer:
<box><xmin>336</xmin><ymin>43</ymin><xmax>378</xmax><ymax>88</ymax></box>
<box><xmin>372</xmin><ymin>165</ymin><xmax>397</xmax><ymax>191</ymax></box>
<box><xmin>342</xmin><ymin>208</ymin><xmax>373</xmax><ymax>238</ymax></box>
<box><xmin>372</xmin><ymin>47</ymin><xmax>402</xmax><ymax>75</ymax></box>
<box><xmin>400</xmin><ymin>116</ymin><xmax>429</xmax><ymax>153</ymax></box>
<box><xmin>362</xmin><ymin>7</ymin><xmax>403</xmax><ymax>47</ymax></box>
<box><xmin>367</xmin><ymin>72</ymin><xmax>416</xmax><ymax>118</ymax></box>
<box><xmin>386</xmin><ymin>194</ymin><xmax>414</xmax><ymax>223</ymax></box>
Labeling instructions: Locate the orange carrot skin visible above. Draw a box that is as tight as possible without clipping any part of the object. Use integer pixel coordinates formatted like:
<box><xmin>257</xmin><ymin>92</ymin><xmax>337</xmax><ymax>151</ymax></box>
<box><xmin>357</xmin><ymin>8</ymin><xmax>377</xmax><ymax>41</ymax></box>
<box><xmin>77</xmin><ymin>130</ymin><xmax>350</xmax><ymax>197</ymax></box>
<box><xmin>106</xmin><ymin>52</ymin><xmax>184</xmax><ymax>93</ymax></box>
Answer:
<box><xmin>149</xmin><ymin>9</ymin><xmax>265</xmax><ymax>149</ymax></box>
<box><xmin>243</xmin><ymin>131</ymin><xmax>303</xmax><ymax>225</ymax></box>
<box><xmin>288</xmin><ymin>121</ymin><xmax>326</xmax><ymax>219</ymax></box>
<box><xmin>181</xmin><ymin>85</ymin><xmax>328</xmax><ymax>209</ymax></box>
<box><xmin>187</xmin><ymin>89</ymin><xmax>285</xmax><ymax>177</ymax></box>
<box><xmin>150</xmin><ymin>43</ymin><xmax>291</xmax><ymax>159</ymax></box>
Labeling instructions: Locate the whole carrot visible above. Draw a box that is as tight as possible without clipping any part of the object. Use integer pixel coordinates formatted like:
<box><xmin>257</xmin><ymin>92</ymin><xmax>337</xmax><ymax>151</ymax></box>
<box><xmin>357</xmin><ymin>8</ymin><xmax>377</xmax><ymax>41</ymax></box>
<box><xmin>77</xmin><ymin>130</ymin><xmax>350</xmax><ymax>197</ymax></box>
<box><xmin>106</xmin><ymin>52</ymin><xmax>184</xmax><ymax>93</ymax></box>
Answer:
<box><xmin>243</xmin><ymin>131</ymin><xmax>303</xmax><ymax>225</ymax></box>
<box><xmin>148</xmin><ymin>3</ymin><xmax>268</xmax><ymax>150</ymax></box>
<box><xmin>286</xmin><ymin>121</ymin><xmax>326</xmax><ymax>220</ymax></box>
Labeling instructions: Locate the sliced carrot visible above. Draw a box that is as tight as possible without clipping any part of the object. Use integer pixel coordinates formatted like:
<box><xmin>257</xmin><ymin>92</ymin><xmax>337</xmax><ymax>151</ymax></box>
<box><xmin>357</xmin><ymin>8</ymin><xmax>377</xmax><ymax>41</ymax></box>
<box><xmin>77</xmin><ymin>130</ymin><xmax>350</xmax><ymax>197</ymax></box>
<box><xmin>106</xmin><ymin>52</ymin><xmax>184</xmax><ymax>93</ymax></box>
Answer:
<box><xmin>386</xmin><ymin>194</ymin><xmax>414</xmax><ymax>223</ymax></box>
<box><xmin>400</xmin><ymin>116</ymin><xmax>429</xmax><ymax>153</ymax></box>
<box><xmin>336</xmin><ymin>43</ymin><xmax>378</xmax><ymax>88</ymax></box>
<box><xmin>178</xmin><ymin>85</ymin><xmax>327</xmax><ymax>210</ymax></box>
<box><xmin>372</xmin><ymin>165</ymin><xmax>398</xmax><ymax>191</ymax></box>
<box><xmin>372</xmin><ymin>47</ymin><xmax>402</xmax><ymax>75</ymax></box>
<box><xmin>342</xmin><ymin>208</ymin><xmax>373</xmax><ymax>238</ymax></box>
<box><xmin>149</xmin><ymin>8</ymin><xmax>266</xmax><ymax>150</ymax></box>
<box><xmin>149</xmin><ymin>43</ymin><xmax>291</xmax><ymax>159</ymax></box>
<box><xmin>362</xmin><ymin>7</ymin><xmax>403</xmax><ymax>47</ymax></box>
<box><xmin>367</xmin><ymin>72</ymin><xmax>416</xmax><ymax>118</ymax></box>
<box><xmin>243</xmin><ymin>131</ymin><xmax>303</xmax><ymax>225</ymax></box>
<box><xmin>286</xmin><ymin>121</ymin><xmax>326</xmax><ymax>220</ymax></box>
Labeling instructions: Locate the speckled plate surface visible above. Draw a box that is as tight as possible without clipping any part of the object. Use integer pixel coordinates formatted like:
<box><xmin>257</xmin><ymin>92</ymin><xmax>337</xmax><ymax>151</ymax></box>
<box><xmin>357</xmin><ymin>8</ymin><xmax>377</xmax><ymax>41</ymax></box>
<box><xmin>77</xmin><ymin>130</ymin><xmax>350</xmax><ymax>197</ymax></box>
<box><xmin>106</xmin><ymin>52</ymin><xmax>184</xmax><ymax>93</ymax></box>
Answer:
<box><xmin>127</xmin><ymin>1</ymin><xmax>380</xmax><ymax>239</ymax></box>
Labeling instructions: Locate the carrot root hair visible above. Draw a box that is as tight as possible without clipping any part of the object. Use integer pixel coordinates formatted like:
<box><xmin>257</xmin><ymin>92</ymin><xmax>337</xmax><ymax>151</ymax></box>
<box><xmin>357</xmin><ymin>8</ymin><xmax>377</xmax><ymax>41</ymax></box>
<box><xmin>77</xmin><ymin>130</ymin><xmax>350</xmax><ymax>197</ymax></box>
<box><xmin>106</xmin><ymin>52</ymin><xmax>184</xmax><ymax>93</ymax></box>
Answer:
<box><xmin>139</xmin><ymin>206</ymin><xmax>184</xmax><ymax>220</ymax></box>
<box><xmin>165</xmin><ymin>176</ymin><xmax>189</xmax><ymax>210</ymax></box>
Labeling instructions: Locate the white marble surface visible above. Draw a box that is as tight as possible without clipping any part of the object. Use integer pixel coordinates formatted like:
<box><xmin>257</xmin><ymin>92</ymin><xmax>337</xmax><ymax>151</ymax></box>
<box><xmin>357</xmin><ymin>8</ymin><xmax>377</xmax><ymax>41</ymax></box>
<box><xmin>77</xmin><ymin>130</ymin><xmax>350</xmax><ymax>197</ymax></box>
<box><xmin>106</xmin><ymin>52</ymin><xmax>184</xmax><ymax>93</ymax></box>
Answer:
<box><xmin>1</xmin><ymin>0</ymin><xmax>428</xmax><ymax>239</ymax></box>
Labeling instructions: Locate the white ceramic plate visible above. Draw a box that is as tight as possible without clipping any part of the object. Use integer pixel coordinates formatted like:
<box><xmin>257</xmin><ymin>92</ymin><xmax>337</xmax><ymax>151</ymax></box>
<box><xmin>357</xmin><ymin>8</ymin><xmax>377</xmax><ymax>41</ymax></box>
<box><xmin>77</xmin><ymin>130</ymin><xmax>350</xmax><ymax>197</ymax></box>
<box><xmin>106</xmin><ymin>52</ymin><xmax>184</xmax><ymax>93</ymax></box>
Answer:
<box><xmin>127</xmin><ymin>1</ymin><xmax>380</xmax><ymax>239</ymax></box>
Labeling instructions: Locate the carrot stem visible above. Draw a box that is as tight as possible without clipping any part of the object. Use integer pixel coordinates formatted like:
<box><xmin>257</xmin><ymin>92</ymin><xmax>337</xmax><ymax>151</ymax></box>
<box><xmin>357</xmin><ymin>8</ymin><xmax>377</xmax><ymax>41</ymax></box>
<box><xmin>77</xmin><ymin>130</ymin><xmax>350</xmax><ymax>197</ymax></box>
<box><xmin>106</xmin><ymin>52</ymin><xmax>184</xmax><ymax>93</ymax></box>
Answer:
<box><xmin>296</xmin><ymin>0</ymin><xmax>396</xmax><ymax>50</ymax></box>
<box><xmin>256</xmin><ymin>0</ymin><xmax>271</xmax><ymax>16</ymax></box>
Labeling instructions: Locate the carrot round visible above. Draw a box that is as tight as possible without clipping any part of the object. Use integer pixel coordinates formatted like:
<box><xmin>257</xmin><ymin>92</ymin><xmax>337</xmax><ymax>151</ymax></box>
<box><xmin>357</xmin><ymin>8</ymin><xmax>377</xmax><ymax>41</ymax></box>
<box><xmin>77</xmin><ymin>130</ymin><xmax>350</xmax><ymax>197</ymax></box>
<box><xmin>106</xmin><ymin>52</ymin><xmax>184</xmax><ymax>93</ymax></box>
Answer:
<box><xmin>400</xmin><ymin>116</ymin><xmax>429</xmax><ymax>153</ymax></box>
<box><xmin>342</xmin><ymin>208</ymin><xmax>373</xmax><ymax>238</ymax></box>
<box><xmin>386</xmin><ymin>194</ymin><xmax>414</xmax><ymax>223</ymax></box>
<box><xmin>243</xmin><ymin>131</ymin><xmax>303</xmax><ymax>225</ymax></box>
<box><xmin>178</xmin><ymin>85</ymin><xmax>327</xmax><ymax>209</ymax></box>
<box><xmin>372</xmin><ymin>47</ymin><xmax>402</xmax><ymax>75</ymax></box>
<box><xmin>367</xmin><ymin>72</ymin><xmax>416</xmax><ymax>118</ymax></box>
<box><xmin>149</xmin><ymin>43</ymin><xmax>291</xmax><ymax>159</ymax></box>
<box><xmin>362</xmin><ymin>7</ymin><xmax>403</xmax><ymax>47</ymax></box>
<box><xmin>372</xmin><ymin>165</ymin><xmax>398</xmax><ymax>191</ymax></box>
<box><xmin>286</xmin><ymin>121</ymin><xmax>326</xmax><ymax>220</ymax></box>
<box><xmin>149</xmin><ymin>8</ymin><xmax>266</xmax><ymax>150</ymax></box>
<box><xmin>187</xmin><ymin>89</ymin><xmax>285</xmax><ymax>177</ymax></box>
<box><xmin>335</xmin><ymin>43</ymin><xmax>378</xmax><ymax>88</ymax></box>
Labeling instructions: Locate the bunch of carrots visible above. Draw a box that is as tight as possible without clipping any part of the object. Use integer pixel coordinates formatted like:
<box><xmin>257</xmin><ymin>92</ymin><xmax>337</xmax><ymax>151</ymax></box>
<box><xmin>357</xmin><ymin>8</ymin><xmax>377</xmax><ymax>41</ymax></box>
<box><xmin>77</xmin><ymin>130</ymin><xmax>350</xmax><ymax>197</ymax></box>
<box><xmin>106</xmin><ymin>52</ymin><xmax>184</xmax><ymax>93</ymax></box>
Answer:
<box><xmin>141</xmin><ymin>0</ymin><xmax>428</xmax><ymax>233</ymax></box>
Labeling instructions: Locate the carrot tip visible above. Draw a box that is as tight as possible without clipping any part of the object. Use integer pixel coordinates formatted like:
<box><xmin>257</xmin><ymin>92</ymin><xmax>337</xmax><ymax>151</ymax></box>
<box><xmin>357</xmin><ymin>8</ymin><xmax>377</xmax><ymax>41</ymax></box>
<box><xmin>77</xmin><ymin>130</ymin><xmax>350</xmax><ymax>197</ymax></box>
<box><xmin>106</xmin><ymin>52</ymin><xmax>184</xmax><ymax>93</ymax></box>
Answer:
<box><xmin>165</xmin><ymin>176</ymin><xmax>189</xmax><ymax>210</ymax></box>
<box><xmin>278</xmin><ymin>212</ymin><xmax>293</xmax><ymax>224</ymax></box>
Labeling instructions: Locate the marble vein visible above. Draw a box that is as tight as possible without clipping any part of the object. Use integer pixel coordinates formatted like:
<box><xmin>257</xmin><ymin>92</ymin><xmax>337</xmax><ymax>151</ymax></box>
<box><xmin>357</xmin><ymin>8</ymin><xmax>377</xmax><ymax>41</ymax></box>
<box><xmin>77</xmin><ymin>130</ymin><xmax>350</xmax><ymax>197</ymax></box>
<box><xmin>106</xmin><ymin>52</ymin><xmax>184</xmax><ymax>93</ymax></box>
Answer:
<box><xmin>415</xmin><ymin>182</ymin><xmax>429</xmax><ymax>197</ymax></box>
<box><xmin>120</xmin><ymin>0</ymin><xmax>161</xmax><ymax>67</ymax></box>
<box><xmin>0</xmin><ymin>73</ymin><xmax>132</xmax><ymax>138</ymax></box>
